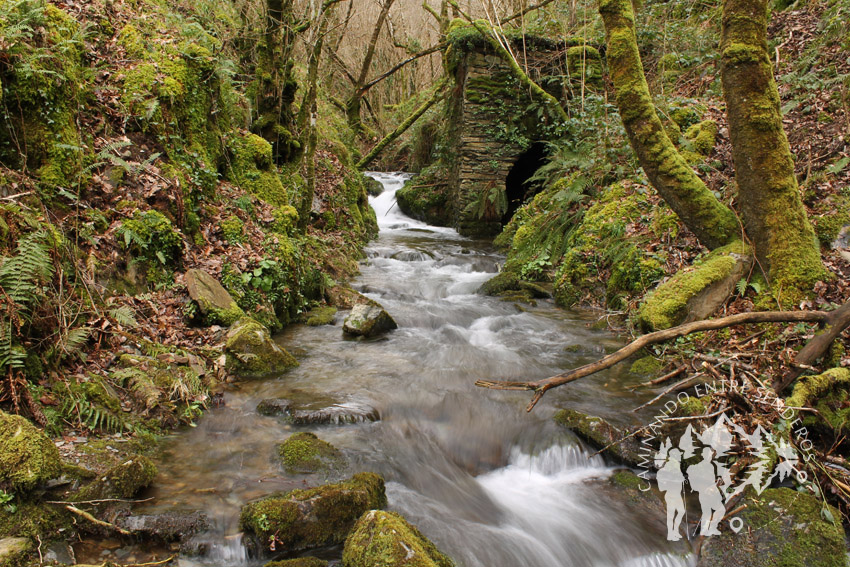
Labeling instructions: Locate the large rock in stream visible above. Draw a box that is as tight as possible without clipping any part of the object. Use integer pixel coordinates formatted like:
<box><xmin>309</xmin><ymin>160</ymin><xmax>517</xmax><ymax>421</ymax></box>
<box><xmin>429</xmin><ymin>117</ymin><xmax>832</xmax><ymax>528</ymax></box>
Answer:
<box><xmin>240</xmin><ymin>472</ymin><xmax>387</xmax><ymax>552</ymax></box>
<box><xmin>342</xmin><ymin>302</ymin><xmax>397</xmax><ymax>337</ymax></box>
<box><xmin>225</xmin><ymin>317</ymin><xmax>298</xmax><ymax>377</ymax></box>
<box><xmin>697</xmin><ymin>487</ymin><xmax>846</xmax><ymax>567</ymax></box>
<box><xmin>342</xmin><ymin>510</ymin><xmax>455</xmax><ymax>567</ymax></box>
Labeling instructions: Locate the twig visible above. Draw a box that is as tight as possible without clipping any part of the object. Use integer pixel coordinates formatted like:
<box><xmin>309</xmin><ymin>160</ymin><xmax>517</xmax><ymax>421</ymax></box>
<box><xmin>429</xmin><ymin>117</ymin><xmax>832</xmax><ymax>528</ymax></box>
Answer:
<box><xmin>632</xmin><ymin>374</ymin><xmax>703</xmax><ymax>412</ymax></box>
<box><xmin>661</xmin><ymin>405</ymin><xmax>728</xmax><ymax>422</ymax></box>
<box><xmin>630</xmin><ymin>365</ymin><xmax>686</xmax><ymax>390</ymax></box>
<box><xmin>47</xmin><ymin>497</ymin><xmax>154</xmax><ymax>505</ymax></box>
<box><xmin>65</xmin><ymin>504</ymin><xmax>131</xmax><ymax>535</ymax></box>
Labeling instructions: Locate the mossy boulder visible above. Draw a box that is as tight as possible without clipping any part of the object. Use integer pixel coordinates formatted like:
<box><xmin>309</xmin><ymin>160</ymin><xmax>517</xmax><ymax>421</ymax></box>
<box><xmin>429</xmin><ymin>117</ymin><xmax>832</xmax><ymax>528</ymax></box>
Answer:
<box><xmin>342</xmin><ymin>510</ymin><xmax>455</xmax><ymax>567</ymax></box>
<box><xmin>786</xmin><ymin>368</ymin><xmax>850</xmax><ymax>436</ymax></box>
<box><xmin>363</xmin><ymin>175</ymin><xmax>384</xmax><ymax>197</ymax></box>
<box><xmin>74</xmin><ymin>455</ymin><xmax>157</xmax><ymax>500</ymax></box>
<box><xmin>266</xmin><ymin>559</ymin><xmax>328</xmax><ymax>567</ymax></box>
<box><xmin>185</xmin><ymin>268</ymin><xmax>244</xmax><ymax>326</ymax></box>
<box><xmin>553</xmin><ymin>408</ymin><xmax>642</xmax><ymax>466</ymax></box>
<box><xmin>301</xmin><ymin>306</ymin><xmax>338</xmax><ymax>326</ymax></box>
<box><xmin>635</xmin><ymin>242</ymin><xmax>752</xmax><ymax>332</ymax></box>
<box><xmin>0</xmin><ymin>411</ymin><xmax>61</xmax><ymax>492</ymax></box>
<box><xmin>342</xmin><ymin>303</ymin><xmax>398</xmax><ymax>338</ymax></box>
<box><xmin>225</xmin><ymin>317</ymin><xmax>298</xmax><ymax>377</ymax></box>
<box><xmin>478</xmin><ymin>271</ymin><xmax>521</xmax><ymax>295</ymax></box>
<box><xmin>697</xmin><ymin>488</ymin><xmax>846</xmax><ymax>567</ymax></box>
<box><xmin>239</xmin><ymin>472</ymin><xmax>387</xmax><ymax>552</ymax></box>
<box><xmin>278</xmin><ymin>432</ymin><xmax>345</xmax><ymax>475</ymax></box>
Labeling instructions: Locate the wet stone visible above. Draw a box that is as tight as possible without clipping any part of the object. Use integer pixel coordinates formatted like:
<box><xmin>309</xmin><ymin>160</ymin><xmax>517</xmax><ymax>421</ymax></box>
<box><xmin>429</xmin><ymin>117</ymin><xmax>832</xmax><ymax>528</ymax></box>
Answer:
<box><xmin>257</xmin><ymin>397</ymin><xmax>380</xmax><ymax>425</ymax></box>
<box><xmin>114</xmin><ymin>510</ymin><xmax>210</xmax><ymax>542</ymax></box>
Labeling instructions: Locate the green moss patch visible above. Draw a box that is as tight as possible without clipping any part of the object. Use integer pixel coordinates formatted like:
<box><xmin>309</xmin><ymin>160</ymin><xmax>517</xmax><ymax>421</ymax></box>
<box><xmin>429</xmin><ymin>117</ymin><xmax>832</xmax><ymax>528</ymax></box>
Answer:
<box><xmin>786</xmin><ymin>368</ymin><xmax>850</xmax><ymax>436</ymax></box>
<box><xmin>225</xmin><ymin>317</ymin><xmax>298</xmax><ymax>377</ymax></box>
<box><xmin>0</xmin><ymin>412</ymin><xmax>61</xmax><ymax>493</ymax></box>
<box><xmin>278</xmin><ymin>432</ymin><xmax>345</xmax><ymax>474</ymax></box>
<box><xmin>698</xmin><ymin>488</ymin><xmax>845</xmax><ymax>567</ymax></box>
<box><xmin>342</xmin><ymin>510</ymin><xmax>455</xmax><ymax>567</ymax></box>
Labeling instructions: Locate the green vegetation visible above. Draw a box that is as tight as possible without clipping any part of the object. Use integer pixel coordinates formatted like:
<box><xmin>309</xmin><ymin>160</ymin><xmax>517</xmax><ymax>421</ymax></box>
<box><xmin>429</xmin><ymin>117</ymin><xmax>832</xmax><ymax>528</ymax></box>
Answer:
<box><xmin>342</xmin><ymin>510</ymin><xmax>455</xmax><ymax>567</ymax></box>
<box><xmin>278</xmin><ymin>432</ymin><xmax>345</xmax><ymax>474</ymax></box>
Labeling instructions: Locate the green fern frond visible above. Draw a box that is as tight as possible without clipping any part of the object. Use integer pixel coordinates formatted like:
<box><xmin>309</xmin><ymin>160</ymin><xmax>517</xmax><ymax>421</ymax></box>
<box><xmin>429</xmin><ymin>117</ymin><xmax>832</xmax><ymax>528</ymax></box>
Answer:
<box><xmin>0</xmin><ymin>230</ymin><xmax>53</xmax><ymax>314</ymax></box>
<box><xmin>109</xmin><ymin>305</ymin><xmax>138</xmax><ymax>328</ymax></box>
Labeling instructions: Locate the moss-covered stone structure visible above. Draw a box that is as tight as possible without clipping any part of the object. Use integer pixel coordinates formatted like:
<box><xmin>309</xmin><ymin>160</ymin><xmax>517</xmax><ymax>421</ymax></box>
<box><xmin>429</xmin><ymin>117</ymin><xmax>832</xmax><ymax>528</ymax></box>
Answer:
<box><xmin>399</xmin><ymin>27</ymin><xmax>600</xmax><ymax>237</ymax></box>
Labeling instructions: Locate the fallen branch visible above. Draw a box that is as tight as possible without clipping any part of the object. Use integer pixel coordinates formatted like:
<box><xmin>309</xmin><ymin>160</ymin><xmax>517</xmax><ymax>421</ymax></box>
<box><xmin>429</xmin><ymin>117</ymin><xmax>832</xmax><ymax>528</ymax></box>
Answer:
<box><xmin>773</xmin><ymin>300</ymin><xmax>850</xmax><ymax>393</ymax></box>
<box><xmin>65</xmin><ymin>504</ymin><xmax>131</xmax><ymax>535</ymax></box>
<box><xmin>476</xmin><ymin>308</ymin><xmax>836</xmax><ymax>411</ymax></box>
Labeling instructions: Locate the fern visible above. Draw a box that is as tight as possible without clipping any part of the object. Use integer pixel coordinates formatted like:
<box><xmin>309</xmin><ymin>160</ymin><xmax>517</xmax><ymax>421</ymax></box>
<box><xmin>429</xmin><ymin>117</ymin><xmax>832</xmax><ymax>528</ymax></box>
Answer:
<box><xmin>0</xmin><ymin>230</ymin><xmax>53</xmax><ymax>316</ymax></box>
<box><xmin>108</xmin><ymin>305</ymin><xmax>138</xmax><ymax>328</ymax></box>
<box><xmin>60</xmin><ymin>390</ymin><xmax>129</xmax><ymax>433</ymax></box>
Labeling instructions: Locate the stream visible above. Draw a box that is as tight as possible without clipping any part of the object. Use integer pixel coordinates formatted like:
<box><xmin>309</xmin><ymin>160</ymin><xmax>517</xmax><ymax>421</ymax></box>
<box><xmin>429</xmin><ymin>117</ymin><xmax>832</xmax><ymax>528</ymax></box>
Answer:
<box><xmin>99</xmin><ymin>172</ymin><xmax>695</xmax><ymax>566</ymax></box>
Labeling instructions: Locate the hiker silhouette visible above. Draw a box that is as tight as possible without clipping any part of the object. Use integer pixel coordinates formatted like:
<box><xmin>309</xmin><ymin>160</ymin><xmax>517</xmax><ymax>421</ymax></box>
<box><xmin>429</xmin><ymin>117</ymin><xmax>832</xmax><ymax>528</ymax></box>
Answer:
<box><xmin>687</xmin><ymin>447</ymin><xmax>725</xmax><ymax>536</ymax></box>
<box><xmin>656</xmin><ymin>446</ymin><xmax>686</xmax><ymax>541</ymax></box>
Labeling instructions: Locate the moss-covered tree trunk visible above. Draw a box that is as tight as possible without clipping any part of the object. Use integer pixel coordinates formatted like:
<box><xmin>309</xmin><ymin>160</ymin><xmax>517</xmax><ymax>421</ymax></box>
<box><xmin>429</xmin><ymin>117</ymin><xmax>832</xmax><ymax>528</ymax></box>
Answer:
<box><xmin>254</xmin><ymin>0</ymin><xmax>299</xmax><ymax>163</ymax></box>
<box><xmin>598</xmin><ymin>0</ymin><xmax>739</xmax><ymax>250</ymax></box>
<box><xmin>720</xmin><ymin>0</ymin><xmax>827</xmax><ymax>298</ymax></box>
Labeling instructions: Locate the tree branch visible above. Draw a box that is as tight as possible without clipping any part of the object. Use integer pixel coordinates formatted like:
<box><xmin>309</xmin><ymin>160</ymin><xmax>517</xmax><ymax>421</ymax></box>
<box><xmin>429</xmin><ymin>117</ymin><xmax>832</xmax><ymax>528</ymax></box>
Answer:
<box><xmin>361</xmin><ymin>43</ymin><xmax>446</xmax><ymax>93</ymax></box>
<box><xmin>501</xmin><ymin>0</ymin><xmax>558</xmax><ymax>24</ymax></box>
<box><xmin>476</xmin><ymin>308</ymin><xmax>839</xmax><ymax>411</ymax></box>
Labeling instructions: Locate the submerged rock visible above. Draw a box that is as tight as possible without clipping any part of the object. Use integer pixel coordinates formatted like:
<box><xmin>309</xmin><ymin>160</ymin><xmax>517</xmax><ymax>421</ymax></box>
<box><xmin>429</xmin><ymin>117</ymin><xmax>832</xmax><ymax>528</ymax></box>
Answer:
<box><xmin>258</xmin><ymin>396</ymin><xmax>380</xmax><ymax>425</ymax></box>
<box><xmin>74</xmin><ymin>455</ymin><xmax>157</xmax><ymax>500</ymax></box>
<box><xmin>342</xmin><ymin>510</ymin><xmax>454</xmax><ymax>567</ymax></box>
<box><xmin>278</xmin><ymin>432</ymin><xmax>345</xmax><ymax>474</ymax></box>
<box><xmin>343</xmin><ymin>302</ymin><xmax>398</xmax><ymax>337</ymax></box>
<box><xmin>240</xmin><ymin>472</ymin><xmax>387</xmax><ymax>552</ymax></box>
<box><xmin>225</xmin><ymin>317</ymin><xmax>298</xmax><ymax>377</ymax></box>
<box><xmin>0</xmin><ymin>411</ymin><xmax>61</xmax><ymax>492</ymax></box>
<box><xmin>115</xmin><ymin>510</ymin><xmax>209</xmax><ymax>542</ymax></box>
<box><xmin>185</xmin><ymin>268</ymin><xmax>244</xmax><ymax>326</ymax></box>
<box><xmin>697</xmin><ymin>488</ymin><xmax>846</xmax><ymax>567</ymax></box>
<box><xmin>553</xmin><ymin>408</ymin><xmax>642</xmax><ymax>467</ymax></box>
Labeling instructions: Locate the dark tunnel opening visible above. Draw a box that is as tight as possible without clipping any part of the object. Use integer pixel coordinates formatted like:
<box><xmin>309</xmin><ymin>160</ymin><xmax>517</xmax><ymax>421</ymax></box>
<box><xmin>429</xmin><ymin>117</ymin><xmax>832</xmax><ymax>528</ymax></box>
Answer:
<box><xmin>502</xmin><ymin>142</ymin><xmax>549</xmax><ymax>225</ymax></box>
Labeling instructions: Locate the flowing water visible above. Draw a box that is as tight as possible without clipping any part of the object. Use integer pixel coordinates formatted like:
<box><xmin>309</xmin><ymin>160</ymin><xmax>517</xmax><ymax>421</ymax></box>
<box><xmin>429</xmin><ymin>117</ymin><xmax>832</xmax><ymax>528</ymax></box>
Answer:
<box><xmin>98</xmin><ymin>172</ymin><xmax>695</xmax><ymax>566</ymax></box>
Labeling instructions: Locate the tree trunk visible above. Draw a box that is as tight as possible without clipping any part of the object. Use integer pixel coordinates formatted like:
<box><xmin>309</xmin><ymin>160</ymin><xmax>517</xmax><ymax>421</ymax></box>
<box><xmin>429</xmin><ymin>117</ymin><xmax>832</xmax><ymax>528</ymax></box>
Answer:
<box><xmin>720</xmin><ymin>0</ymin><xmax>827</xmax><ymax>299</ymax></box>
<box><xmin>255</xmin><ymin>0</ymin><xmax>299</xmax><ymax>163</ymax></box>
<box><xmin>299</xmin><ymin>0</ymin><xmax>339</xmax><ymax>229</ymax></box>
<box><xmin>346</xmin><ymin>0</ymin><xmax>397</xmax><ymax>134</ymax></box>
<box><xmin>598</xmin><ymin>0</ymin><xmax>739</xmax><ymax>250</ymax></box>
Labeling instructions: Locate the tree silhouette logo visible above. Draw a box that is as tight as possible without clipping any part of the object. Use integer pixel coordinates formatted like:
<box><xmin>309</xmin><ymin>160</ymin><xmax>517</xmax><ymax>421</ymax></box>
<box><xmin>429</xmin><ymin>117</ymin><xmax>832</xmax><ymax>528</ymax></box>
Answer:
<box><xmin>654</xmin><ymin>414</ymin><xmax>802</xmax><ymax>541</ymax></box>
